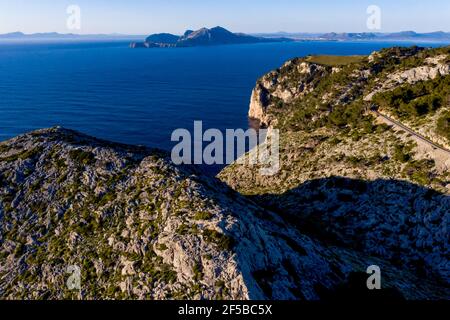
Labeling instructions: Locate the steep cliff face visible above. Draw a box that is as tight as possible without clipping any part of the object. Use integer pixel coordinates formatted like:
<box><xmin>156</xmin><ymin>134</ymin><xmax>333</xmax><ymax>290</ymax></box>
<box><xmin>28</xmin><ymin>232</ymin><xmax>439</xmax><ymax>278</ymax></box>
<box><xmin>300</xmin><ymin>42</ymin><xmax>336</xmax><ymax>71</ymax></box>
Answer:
<box><xmin>248</xmin><ymin>61</ymin><xmax>329</xmax><ymax>128</ymax></box>
<box><xmin>220</xmin><ymin>46</ymin><xmax>450</xmax><ymax>293</ymax></box>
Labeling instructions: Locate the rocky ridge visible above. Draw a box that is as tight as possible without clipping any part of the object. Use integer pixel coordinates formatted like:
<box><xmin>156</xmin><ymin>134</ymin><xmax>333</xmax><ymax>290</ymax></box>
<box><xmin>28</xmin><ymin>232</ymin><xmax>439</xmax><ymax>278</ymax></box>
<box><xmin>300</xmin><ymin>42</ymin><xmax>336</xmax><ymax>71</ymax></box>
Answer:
<box><xmin>0</xmin><ymin>128</ymin><xmax>448</xmax><ymax>299</ymax></box>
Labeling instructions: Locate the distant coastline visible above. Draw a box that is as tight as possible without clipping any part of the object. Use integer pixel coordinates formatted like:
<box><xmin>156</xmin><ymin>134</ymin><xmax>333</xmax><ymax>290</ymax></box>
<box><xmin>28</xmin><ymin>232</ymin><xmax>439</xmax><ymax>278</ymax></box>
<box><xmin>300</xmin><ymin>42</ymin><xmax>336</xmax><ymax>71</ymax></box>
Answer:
<box><xmin>253</xmin><ymin>31</ymin><xmax>450</xmax><ymax>42</ymax></box>
<box><xmin>2</xmin><ymin>29</ymin><xmax>450</xmax><ymax>45</ymax></box>
<box><xmin>0</xmin><ymin>32</ymin><xmax>145</xmax><ymax>42</ymax></box>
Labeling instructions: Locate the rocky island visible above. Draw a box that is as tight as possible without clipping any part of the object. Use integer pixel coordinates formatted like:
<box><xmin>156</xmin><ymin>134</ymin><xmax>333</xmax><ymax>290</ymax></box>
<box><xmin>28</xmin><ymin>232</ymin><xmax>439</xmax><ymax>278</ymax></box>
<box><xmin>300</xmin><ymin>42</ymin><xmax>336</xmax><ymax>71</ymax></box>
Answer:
<box><xmin>0</xmin><ymin>46</ymin><xmax>449</xmax><ymax>300</ymax></box>
<box><xmin>130</xmin><ymin>26</ymin><xmax>293</xmax><ymax>48</ymax></box>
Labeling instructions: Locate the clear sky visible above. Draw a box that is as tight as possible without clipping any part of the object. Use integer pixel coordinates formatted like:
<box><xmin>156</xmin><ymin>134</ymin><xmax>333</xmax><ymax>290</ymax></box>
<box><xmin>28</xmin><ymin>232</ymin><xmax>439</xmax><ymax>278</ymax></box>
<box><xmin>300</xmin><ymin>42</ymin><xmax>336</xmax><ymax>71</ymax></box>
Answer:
<box><xmin>0</xmin><ymin>0</ymin><xmax>449</xmax><ymax>35</ymax></box>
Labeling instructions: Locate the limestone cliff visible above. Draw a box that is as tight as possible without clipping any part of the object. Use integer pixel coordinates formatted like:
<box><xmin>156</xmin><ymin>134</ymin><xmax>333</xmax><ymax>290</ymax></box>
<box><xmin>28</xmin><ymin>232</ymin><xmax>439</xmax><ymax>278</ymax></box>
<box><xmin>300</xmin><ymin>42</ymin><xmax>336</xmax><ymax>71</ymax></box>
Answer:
<box><xmin>249</xmin><ymin>61</ymin><xmax>329</xmax><ymax>128</ymax></box>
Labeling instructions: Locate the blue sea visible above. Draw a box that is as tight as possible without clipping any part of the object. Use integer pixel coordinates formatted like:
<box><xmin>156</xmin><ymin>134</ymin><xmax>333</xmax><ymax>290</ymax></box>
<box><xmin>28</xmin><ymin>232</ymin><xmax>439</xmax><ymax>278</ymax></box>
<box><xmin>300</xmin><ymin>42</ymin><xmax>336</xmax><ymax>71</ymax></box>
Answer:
<box><xmin>0</xmin><ymin>40</ymin><xmax>448</xmax><ymax>151</ymax></box>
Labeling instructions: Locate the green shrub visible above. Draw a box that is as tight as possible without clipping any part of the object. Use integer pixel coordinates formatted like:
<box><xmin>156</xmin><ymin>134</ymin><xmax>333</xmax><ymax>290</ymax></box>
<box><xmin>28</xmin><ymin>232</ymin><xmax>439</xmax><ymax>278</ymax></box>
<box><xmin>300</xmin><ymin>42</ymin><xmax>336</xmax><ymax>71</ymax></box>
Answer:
<box><xmin>193</xmin><ymin>211</ymin><xmax>213</xmax><ymax>220</ymax></box>
<box><xmin>436</xmin><ymin>111</ymin><xmax>450</xmax><ymax>141</ymax></box>
<box><xmin>159</xmin><ymin>264</ymin><xmax>177</xmax><ymax>284</ymax></box>
<box><xmin>373</xmin><ymin>75</ymin><xmax>450</xmax><ymax>120</ymax></box>
<box><xmin>393</xmin><ymin>144</ymin><xmax>413</xmax><ymax>163</ymax></box>
<box><xmin>203</xmin><ymin>229</ymin><xmax>234</xmax><ymax>251</ymax></box>
<box><xmin>403</xmin><ymin>159</ymin><xmax>435</xmax><ymax>185</ymax></box>
<box><xmin>98</xmin><ymin>192</ymin><xmax>116</xmax><ymax>206</ymax></box>
<box><xmin>176</xmin><ymin>224</ymin><xmax>189</xmax><ymax>235</ymax></box>
<box><xmin>327</xmin><ymin>102</ymin><xmax>366</xmax><ymax>129</ymax></box>
<box><xmin>157</xmin><ymin>243</ymin><xmax>168</xmax><ymax>251</ymax></box>
<box><xmin>69</xmin><ymin>149</ymin><xmax>96</xmax><ymax>165</ymax></box>
<box><xmin>192</xmin><ymin>263</ymin><xmax>203</xmax><ymax>281</ymax></box>
<box><xmin>0</xmin><ymin>144</ymin><xmax>11</xmax><ymax>154</ymax></box>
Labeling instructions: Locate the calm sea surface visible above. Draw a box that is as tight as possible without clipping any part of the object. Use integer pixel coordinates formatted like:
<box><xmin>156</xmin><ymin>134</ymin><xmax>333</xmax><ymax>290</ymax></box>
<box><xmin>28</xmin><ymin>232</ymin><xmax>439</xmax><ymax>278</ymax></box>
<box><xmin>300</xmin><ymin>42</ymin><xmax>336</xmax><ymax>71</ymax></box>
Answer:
<box><xmin>0</xmin><ymin>40</ymin><xmax>447</xmax><ymax>150</ymax></box>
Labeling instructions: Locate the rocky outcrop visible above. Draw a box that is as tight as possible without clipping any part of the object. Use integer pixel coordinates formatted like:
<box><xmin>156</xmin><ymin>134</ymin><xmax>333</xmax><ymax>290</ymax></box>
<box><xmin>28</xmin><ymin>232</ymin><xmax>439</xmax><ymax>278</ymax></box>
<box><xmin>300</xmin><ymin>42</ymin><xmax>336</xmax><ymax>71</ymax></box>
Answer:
<box><xmin>365</xmin><ymin>55</ymin><xmax>450</xmax><ymax>101</ymax></box>
<box><xmin>249</xmin><ymin>84</ymin><xmax>272</xmax><ymax>128</ymax></box>
<box><xmin>389</xmin><ymin>63</ymin><xmax>450</xmax><ymax>84</ymax></box>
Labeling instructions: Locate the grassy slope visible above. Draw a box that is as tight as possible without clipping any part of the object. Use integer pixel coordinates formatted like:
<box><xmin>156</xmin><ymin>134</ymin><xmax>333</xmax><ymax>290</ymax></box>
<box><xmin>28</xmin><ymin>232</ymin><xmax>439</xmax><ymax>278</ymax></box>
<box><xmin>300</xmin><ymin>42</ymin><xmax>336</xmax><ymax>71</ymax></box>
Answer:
<box><xmin>306</xmin><ymin>55</ymin><xmax>366</xmax><ymax>66</ymax></box>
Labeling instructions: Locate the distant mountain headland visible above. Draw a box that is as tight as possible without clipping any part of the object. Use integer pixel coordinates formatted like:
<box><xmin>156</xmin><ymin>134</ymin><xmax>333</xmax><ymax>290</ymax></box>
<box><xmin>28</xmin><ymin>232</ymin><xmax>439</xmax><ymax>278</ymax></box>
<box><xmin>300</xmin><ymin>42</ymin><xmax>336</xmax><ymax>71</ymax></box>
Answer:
<box><xmin>0</xmin><ymin>32</ymin><xmax>145</xmax><ymax>41</ymax></box>
<box><xmin>319</xmin><ymin>31</ymin><xmax>450</xmax><ymax>42</ymax></box>
<box><xmin>255</xmin><ymin>31</ymin><xmax>450</xmax><ymax>42</ymax></box>
<box><xmin>129</xmin><ymin>26</ymin><xmax>293</xmax><ymax>48</ymax></box>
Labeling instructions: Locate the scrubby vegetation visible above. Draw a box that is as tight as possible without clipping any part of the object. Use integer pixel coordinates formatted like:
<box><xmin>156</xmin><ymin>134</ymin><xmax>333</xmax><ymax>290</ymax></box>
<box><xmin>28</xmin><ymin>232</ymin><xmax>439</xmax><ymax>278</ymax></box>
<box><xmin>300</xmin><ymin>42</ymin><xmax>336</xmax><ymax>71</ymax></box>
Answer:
<box><xmin>436</xmin><ymin>111</ymin><xmax>450</xmax><ymax>141</ymax></box>
<box><xmin>203</xmin><ymin>229</ymin><xmax>234</xmax><ymax>251</ymax></box>
<box><xmin>0</xmin><ymin>146</ymin><xmax>43</xmax><ymax>162</ymax></box>
<box><xmin>373</xmin><ymin>75</ymin><xmax>450</xmax><ymax>120</ymax></box>
<box><xmin>69</xmin><ymin>149</ymin><xmax>96</xmax><ymax>165</ymax></box>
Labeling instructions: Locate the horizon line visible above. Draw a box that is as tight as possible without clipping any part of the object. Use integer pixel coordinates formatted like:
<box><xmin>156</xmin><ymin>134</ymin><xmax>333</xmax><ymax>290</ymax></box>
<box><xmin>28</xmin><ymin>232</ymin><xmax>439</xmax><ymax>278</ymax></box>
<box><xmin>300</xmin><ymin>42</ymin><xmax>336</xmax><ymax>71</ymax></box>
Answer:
<box><xmin>2</xmin><ymin>29</ymin><xmax>450</xmax><ymax>37</ymax></box>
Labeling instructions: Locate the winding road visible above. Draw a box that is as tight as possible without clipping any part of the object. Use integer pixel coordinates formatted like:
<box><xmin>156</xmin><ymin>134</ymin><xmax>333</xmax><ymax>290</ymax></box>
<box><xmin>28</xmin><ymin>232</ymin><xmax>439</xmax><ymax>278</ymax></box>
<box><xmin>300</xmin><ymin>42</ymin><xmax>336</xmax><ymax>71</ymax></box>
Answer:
<box><xmin>371</xmin><ymin>109</ymin><xmax>450</xmax><ymax>155</ymax></box>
